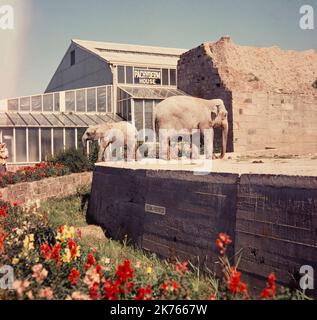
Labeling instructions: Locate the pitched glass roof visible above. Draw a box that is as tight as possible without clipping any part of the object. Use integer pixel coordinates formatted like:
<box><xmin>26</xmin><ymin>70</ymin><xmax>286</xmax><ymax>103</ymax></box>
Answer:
<box><xmin>118</xmin><ymin>86</ymin><xmax>186</xmax><ymax>99</ymax></box>
<box><xmin>0</xmin><ymin>112</ymin><xmax>122</xmax><ymax>127</ymax></box>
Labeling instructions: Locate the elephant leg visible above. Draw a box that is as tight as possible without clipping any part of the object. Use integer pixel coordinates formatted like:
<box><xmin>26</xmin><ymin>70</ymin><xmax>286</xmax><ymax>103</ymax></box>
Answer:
<box><xmin>97</xmin><ymin>144</ymin><xmax>105</xmax><ymax>163</ymax></box>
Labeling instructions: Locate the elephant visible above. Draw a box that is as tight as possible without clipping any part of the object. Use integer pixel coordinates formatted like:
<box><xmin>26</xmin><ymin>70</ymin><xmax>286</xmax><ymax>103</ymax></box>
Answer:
<box><xmin>154</xmin><ymin>96</ymin><xmax>228</xmax><ymax>159</ymax></box>
<box><xmin>82</xmin><ymin>122</ymin><xmax>140</xmax><ymax>162</ymax></box>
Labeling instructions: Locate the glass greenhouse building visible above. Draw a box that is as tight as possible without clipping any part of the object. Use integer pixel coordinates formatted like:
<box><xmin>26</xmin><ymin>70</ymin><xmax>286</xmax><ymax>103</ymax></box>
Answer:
<box><xmin>0</xmin><ymin>39</ymin><xmax>187</xmax><ymax>165</ymax></box>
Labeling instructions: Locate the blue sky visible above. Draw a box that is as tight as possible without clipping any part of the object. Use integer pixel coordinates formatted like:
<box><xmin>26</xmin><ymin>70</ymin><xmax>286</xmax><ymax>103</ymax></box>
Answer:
<box><xmin>0</xmin><ymin>0</ymin><xmax>316</xmax><ymax>99</ymax></box>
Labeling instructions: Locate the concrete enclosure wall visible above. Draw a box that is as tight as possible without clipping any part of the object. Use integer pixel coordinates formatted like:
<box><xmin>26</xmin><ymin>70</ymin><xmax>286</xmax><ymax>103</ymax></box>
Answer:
<box><xmin>88</xmin><ymin>166</ymin><xmax>317</xmax><ymax>292</ymax></box>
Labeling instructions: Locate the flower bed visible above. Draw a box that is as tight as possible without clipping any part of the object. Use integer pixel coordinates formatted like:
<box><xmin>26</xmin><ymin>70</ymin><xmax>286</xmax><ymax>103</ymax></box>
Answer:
<box><xmin>0</xmin><ymin>162</ymin><xmax>70</xmax><ymax>189</ymax></box>
<box><xmin>0</xmin><ymin>199</ymin><xmax>309</xmax><ymax>300</ymax></box>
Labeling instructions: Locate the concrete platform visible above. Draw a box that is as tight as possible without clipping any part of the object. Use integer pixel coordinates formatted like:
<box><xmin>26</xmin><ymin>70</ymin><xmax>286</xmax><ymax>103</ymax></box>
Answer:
<box><xmin>96</xmin><ymin>156</ymin><xmax>317</xmax><ymax>177</ymax></box>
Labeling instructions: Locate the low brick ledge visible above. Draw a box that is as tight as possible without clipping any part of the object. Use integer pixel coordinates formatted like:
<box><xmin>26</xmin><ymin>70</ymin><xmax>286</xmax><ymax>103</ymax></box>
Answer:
<box><xmin>0</xmin><ymin>172</ymin><xmax>93</xmax><ymax>207</ymax></box>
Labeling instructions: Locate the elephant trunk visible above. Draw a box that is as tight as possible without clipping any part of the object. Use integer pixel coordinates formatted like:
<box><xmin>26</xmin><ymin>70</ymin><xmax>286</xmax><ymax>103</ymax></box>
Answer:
<box><xmin>82</xmin><ymin>136</ymin><xmax>88</xmax><ymax>148</ymax></box>
<box><xmin>220</xmin><ymin>121</ymin><xmax>228</xmax><ymax>159</ymax></box>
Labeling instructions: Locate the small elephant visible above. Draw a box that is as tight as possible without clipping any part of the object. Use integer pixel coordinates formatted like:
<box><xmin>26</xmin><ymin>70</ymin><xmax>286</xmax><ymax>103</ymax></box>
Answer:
<box><xmin>82</xmin><ymin>122</ymin><xmax>140</xmax><ymax>162</ymax></box>
<box><xmin>154</xmin><ymin>96</ymin><xmax>228</xmax><ymax>160</ymax></box>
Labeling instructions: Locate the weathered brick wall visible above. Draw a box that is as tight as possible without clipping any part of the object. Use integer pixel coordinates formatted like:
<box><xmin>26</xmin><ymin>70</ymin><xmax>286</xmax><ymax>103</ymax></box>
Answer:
<box><xmin>236</xmin><ymin>174</ymin><xmax>317</xmax><ymax>294</ymax></box>
<box><xmin>233</xmin><ymin>92</ymin><xmax>317</xmax><ymax>153</ymax></box>
<box><xmin>0</xmin><ymin>172</ymin><xmax>92</xmax><ymax>207</ymax></box>
<box><xmin>177</xmin><ymin>44</ymin><xmax>234</xmax><ymax>153</ymax></box>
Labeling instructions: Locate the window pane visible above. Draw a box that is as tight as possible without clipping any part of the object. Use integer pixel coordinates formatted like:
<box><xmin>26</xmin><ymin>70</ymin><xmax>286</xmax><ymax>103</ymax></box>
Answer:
<box><xmin>16</xmin><ymin>128</ymin><xmax>27</xmax><ymax>162</ymax></box>
<box><xmin>20</xmin><ymin>97</ymin><xmax>31</xmax><ymax>111</ymax></box>
<box><xmin>53</xmin><ymin>128</ymin><xmax>64</xmax><ymax>155</ymax></box>
<box><xmin>97</xmin><ymin>87</ymin><xmax>107</xmax><ymax>112</ymax></box>
<box><xmin>145</xmin><ymin>100</ymin><xmax>154</xmax><ymax>131</ymax></box>
<box><xmin>28</xmin><ymin>128</ymin><xmax>39</xmax><ymax>162</ymax></box>
<box><xmin>76</xmin><ymin>89</ymin><xmax>86</xmax><ymax>112</ymax></box>
<box><xmin>170</xmin><ymin>69</ymin><xmax>176</xmax><ymax>86</ymax></box>
<box><xmin>118</xmin><ymin>65</ymin><xmax>125</xmax><ymax>83</ymax></box>
<box><xmin>107</xmin><ymin>87</ymin><xmax>112</xmax><ymax>112</ymax></box>
<box><xmin>71</xmin><ymin>50</ymin><xmax>76</xmax><ymax>66</ymax></box>
<box><xmin>43</xmin><ymin>94</ymin><xmax>53</xmax><ymax>112</ymax></box>
<box><xmin>8</xmin><ymin>99</ymin><xmax>19</xmax><ymax>111</ymax></box>
<box><xmin>87</xmin><ymin>88</ymin><xmax>96</xmax><ymax>112</ymax></box>
<box><xmin>65</xmin><ymin>91</ymin><xmax>75</xmax><ymax>112</ymax></box>
<box><xmin>162</xmin><ymin>69</ymin><xmax>169</xmax><ymax>86</ymax></box>
<box><xmin>127</xmin><ymin>100</ymin><xmax>132</xmax><ymax>122</ymax></box>
<box><xmin>41</xmin><ymin>129</ymin><xmax>52</xmax><ymax>161</ymax></box>
<box><xmin>32</xmin><ymin>96</ymin><xmax>42</xmax><ymax>112</ymax></box>
<box><xmin>65</xmin><ymin>129</ymin><xmax>75</xmax><ymax>150</ymax></box>
<box><xmin>1</xmin><ymin>128</ymin><xmax>14</xmax><ymax>162</ymax></box>
<box><xmin>126</xmin><ymin>66</ymin><xmax>133</xmax><ymax>84</ymax></box>
<box><xmin>54</xmin><ymin>93</ymin><xmax>60</xmax><ymax>112</ymax></box>
<box><xmin>134</xmin><ymin>100</ymin><xmax>144</xmax><ymax>132</ymax></box>
<box><xmin>77</xmin><ymin>128</ymin><xmax>86</xmax><ymax>152</ymax></box>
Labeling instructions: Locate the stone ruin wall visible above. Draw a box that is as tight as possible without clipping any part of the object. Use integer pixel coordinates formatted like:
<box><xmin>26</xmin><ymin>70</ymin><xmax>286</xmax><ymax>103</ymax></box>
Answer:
<box><xmin>177</xmin><ymin>44</ymin><xmax>234</xmax><ymax>153</ymax></box>
<box><xmin>233</xmin><ymin>91</ymin><xmax>317</xmax><ymax>154</ymax></box>
<box><xmin>177</xmin><ymin>40</ymin><xmax>317</xmax><ymax>155</ymax></box>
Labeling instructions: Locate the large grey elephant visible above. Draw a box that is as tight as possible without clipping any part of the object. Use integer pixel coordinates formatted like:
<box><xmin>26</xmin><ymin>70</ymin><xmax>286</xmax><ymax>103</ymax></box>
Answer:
<box><xmin>82</xmin><ymin>122</ymin><xmax>139</xmax><ymax>162</ymax></box>
<box><xmin>154</xmin><ymin>96</ymin><xmax>228</xmax><ymax>159</ymax></box>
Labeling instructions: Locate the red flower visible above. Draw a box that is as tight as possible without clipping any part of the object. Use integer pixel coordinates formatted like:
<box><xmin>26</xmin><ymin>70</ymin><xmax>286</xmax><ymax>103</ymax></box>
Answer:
<box><xmin>175</xmin><ymin>261</ymin><xmax>189</xmax><ymax>274</ymax></box>
<box><xmin>215</xmin><ymin>233</ymin><xmax>232</xmax><ymax>255</ymax></box>
<box><xmin>135</xmin><ymin>286</ymin><xmax>152</xmax><ymax>300</ymax></box>
<box><xmin>115</xmin><ymin>260</ymin><xmax>134</xmax><ymax>283</ymax></box>
<box><xmin>210</xmin><ymin>292</ymin><xmax>216</xmax><ymax>300</ymax></box>
<box><xmin>68</xmin><ymin>268</ymin><xmax>80</xmax><ymax>286</ymax></box>
<box><xmin>96</xmin><ymin>264</ymin><xmax>103</xmax><ymax>277</ymax></box>
<box><xmin>227</xmin><ymin>267</ymin><xmax>248</xmax><ymax>296</ymax></box>
<box><xmin>103</xmin><ymin>279</ymin><xmax>120</xmax><ymax>300</ymax></box>
<box><xmin>40</xmin><ymin>243</ymin><xmax>62</xmax><ymax>267</ymax></box>
<box><xmin>85</xmin><ymin>253</ymin><xmax>96</xmax><ymax>270</ymax></box>
<box><xmin>219</xmin><ymin>233</ymin><xmax>232</xmax><ymax>245</ymax></box>
<box><xmin>261</xmin><ymin>272</ymin><xmax>276</xmax><ymax>299</ymax></box>
<box><xmin>0</xmin><ymin>205</ymin><xmax>8</xmax><ymax>218</ymax></box>
<box><xmin>68</xmin><ymin>239</ymin><xmax>78</xmax><ymax>259</ymax></box>
<box><xmin>0</xmin><ymin>231</ymin><xmax>7</xmax><ymax>253</ymax></box>
<box><xmin>89</xmin><ymin>282</ymin><xmax>100</xmax><ymax>300</ymax></box>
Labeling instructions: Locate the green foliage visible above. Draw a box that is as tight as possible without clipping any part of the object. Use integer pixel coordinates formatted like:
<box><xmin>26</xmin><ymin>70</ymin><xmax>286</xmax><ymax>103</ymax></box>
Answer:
<box><xmin>51</xmin><ymin>148</ymin><xmax>94</xmax><ymax>173</ymax></box>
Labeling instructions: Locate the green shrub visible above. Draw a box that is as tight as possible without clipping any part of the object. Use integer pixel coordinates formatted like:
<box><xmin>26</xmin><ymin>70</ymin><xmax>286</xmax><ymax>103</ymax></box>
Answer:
<box><xmin>51</xmin><ymin>148</ymin><xmax>93</xmax><ymax>173</ymax></box>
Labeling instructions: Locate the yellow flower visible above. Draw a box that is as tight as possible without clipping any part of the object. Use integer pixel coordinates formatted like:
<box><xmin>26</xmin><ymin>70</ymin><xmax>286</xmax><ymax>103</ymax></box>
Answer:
<box><xmin>56</xmin><ymin>225</ymin><xmax>76</xmax><ymax>243</ymax></box>
<box><xmin>12</xmin><ymin>257</ymin><xmax>20</xmax><ymax>265</ymax></box>
<box><xmin>61</xmin><ymin>249</ymin><xmax>72</xmax><ymax>263</ymax></box>
<box><xmin>146</xmin><ymin>266</ymin><xmax>153</xmax><ymax>274</ymax></box>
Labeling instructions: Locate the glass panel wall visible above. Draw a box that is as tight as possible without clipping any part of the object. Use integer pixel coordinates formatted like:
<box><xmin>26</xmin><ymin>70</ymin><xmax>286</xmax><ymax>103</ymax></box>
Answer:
<box><xmin>126</xmin><ymin>66</ymin><xmax>133</xmax><ymax>84</ymax></box>
<box><xmin>87</xmin><ymin>88</ymin><xmax>96</xmax><ymax>112</ymax></box>
<box><xmin>43</xmin><ymin>94</ymin><xmax>54</xmax><ymax>112</ymax></box>
<box><xmin>15</xmin><ymin>128</ymin><xmax>27</xmax><ymax>162</ymax></box>
<box><xmin>0</xmin><ymin>128</ymin><xmax>14</xmax><ymax>162</ymax></box>
<box><xmin>162</xmin><ymin>69</ymin><xmax>169</xmax><ymax>86</ymax></box>
<box><xmin>134</xmin><ymin>100</ymin><xmax>143</xmax><ymax>132</ymax></box>
<box><xmin>97</xmin><ymin>87</ymin><xmax>107</xmax><ymax>112</ymax></box>
<box><xmin>118</xmin><ymin>65</ymin><xmax>125</xmax><ymax>83</ymax></box>
<box><xmin>20</xmin><ymin>97</ymin><xmax>31</xmax><ymax>111</ymax></box>
<box><xmin>170</xmin><ymin>69</ymin><xmax>176</xmax><ymax>86</ymax></box>
<box><xmin>65</xmin><ymin>128</ymin><xmax>76</xmax><ymax>149</ymax></box>
<box><xmin>65</xmin><ymin>91</ymin><xmax>75</xmax><ymax>112</ymax></box>
<box><xmin>54</xmin><ymin>93</ymin><xmax>60</xmax><ymax>112</ymax></box>
<box><xmin>28</xmin><ymin>128</ymin><xmax>39</xmax><ymax>162</ymax></box>
<box><xmin>32</xmin><ymin>96</ymin><xmax>42</xmax><ymax>112</ymax></box>
<box><xmin>8</xmin><ymin>99</ymin><xmax>19</xmax><ymax>111</ymax></box>
<box><xmin>76</xmin><ymin>89</ymin><xmax>86</xmax><ymax>112</ymax></box>
<box><xmin>107</xmin><ymin>87</ymin><xmax>112</xmax><ymax>112</ymax></box>
<box><xmin>41</xmin><ymin>128</ymin><xmax>52</xmax><ymax>161</ymax></box>
<box><xmin>53</xmin><ymin>128</ymin><xmax>64</xmax><ymax>155</ymax></box>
